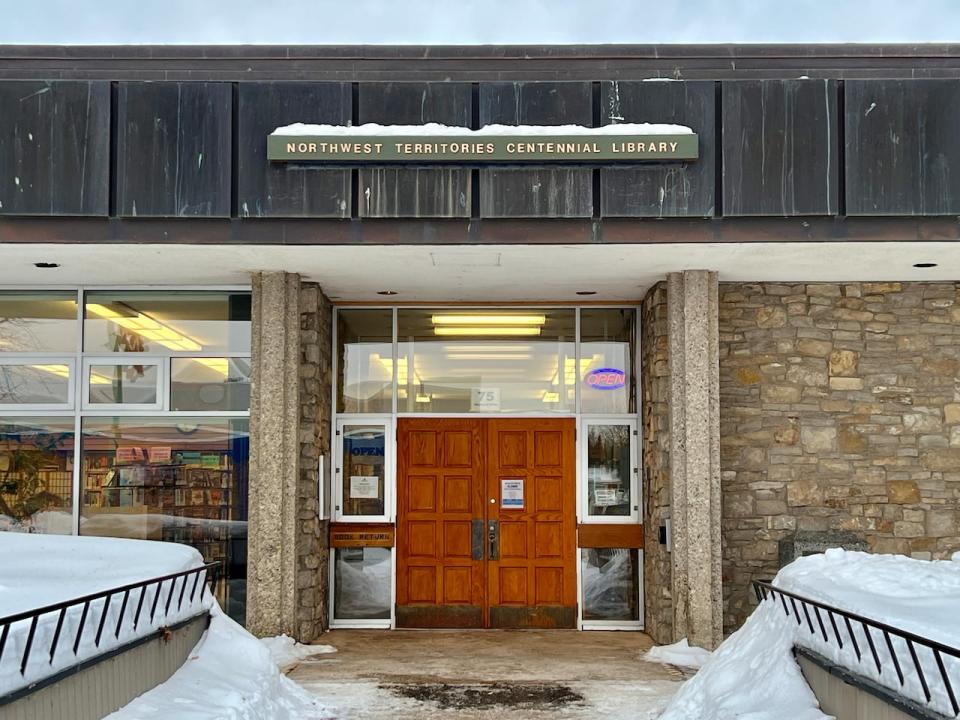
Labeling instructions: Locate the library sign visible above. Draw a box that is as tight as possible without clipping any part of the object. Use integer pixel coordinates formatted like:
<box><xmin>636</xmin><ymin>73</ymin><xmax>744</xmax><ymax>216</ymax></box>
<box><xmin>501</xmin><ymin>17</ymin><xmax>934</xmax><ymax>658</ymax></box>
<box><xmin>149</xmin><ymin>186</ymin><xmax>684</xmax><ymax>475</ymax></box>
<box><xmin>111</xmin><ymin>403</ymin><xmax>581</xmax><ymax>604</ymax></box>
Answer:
<box><xmin>268</xmin><ymin>123</ymin><xmax>699</xmax><ymax>164</ymax></box>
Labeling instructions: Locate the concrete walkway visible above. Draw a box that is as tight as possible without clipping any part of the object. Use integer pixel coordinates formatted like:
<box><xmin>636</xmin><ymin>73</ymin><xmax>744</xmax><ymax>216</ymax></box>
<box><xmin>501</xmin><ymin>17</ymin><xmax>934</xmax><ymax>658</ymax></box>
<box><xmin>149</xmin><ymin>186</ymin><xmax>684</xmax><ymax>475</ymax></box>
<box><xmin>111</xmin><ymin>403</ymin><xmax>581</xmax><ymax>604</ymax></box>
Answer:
<box><xmin>289</xmin><ymin>630</ymin><xmax>687</xmax><ymax>719</ymax></box>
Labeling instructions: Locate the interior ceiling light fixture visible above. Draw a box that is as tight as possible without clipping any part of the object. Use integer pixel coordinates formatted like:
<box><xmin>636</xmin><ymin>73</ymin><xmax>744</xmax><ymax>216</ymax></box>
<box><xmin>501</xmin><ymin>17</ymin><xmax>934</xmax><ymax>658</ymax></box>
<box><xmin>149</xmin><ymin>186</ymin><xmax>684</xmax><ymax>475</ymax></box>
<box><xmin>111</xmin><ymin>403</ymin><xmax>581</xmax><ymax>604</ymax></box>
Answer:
<box><xmin>31</xmin><ymin>364</ymin><xmax>112</xmax><ymax>385</ymax></box>
<box><xmin>446</xmin><ymin>353</ymin><xmax>531</xmax><ymax>361</ymax></box>
<box><xmin>86</xmin><ymin>303</ymin><xmax>203</xmax><ymax>353</ymax></box>
<box><xmin>434</xmin><ymin>326</ymin><xmax>542</xmax><ymax>336</ymax></box>
<box><xmin>33</xmin><ymin>262</ymin><xmax>60</xmax><ymax>269</ymax></box>
<box><xmin>575</xmin><ymin>291</ymin><xmax>597</xmax><ymax>296</ymax></box>
<box><xmin>431</xmin><ymin>314</ymin><xmax>546</xmax><ymax>326</ymax></box>
<box><xmin>913</xmin><ymin>262</ymin><xmax>938</xmax><ymax>268</ymax></box>
<box><xmin>377</xmin><ymin>290</ymin><xmax>398</xmax><ymax>296</ymax></box>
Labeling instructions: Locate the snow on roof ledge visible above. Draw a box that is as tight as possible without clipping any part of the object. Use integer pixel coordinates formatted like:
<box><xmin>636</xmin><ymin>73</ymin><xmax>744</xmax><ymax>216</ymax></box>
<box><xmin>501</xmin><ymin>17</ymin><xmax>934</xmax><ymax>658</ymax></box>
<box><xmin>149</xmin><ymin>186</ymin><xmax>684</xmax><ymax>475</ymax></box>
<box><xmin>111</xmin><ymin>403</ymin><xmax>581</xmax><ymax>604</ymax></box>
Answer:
<box><xmin>271</xmin><ymin>122</ymin><xmax>694</xmax><ymax>136</ymax></box>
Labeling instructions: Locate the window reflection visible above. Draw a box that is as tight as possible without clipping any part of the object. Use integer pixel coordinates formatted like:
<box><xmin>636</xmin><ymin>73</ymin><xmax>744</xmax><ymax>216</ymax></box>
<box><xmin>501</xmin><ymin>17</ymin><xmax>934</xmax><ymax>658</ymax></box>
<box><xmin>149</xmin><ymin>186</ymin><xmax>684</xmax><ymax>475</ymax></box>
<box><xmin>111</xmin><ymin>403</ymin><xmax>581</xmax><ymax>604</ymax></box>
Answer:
<box><xmin>170</xmin><ymin>358</ymin><xmax>251</xmax><ymax>412</ymax></box>
<box><xmin>84</xmin><ymin>292</ymin><xmax>251</xmax><ymax>355</ymax></box>
<box><xmin>0</xmin><ymin>418</ymin><xmax>74</xmax><ymax>534</ymax></box>
<box><xmin>0</xmin><ymin>292</ymin><xmax>77</xmax><ymax>353</ymax></box>
<box><xmin>581</xmin><ymin>548</ymin><xmax>640</xmax><ymax>621</ymax></box>
<box><xmin>0</xmin><ymin>365</ymin><xmax>71</xmax><ymax>405</ymax></box>
<box><xmin>587</xmin><ymin>423</ymin><xmax>632</xmax><ymax>516</ymax></box>
<box><xmin>337</xmin><ymin>310</ymin><xmax>393</xmax><ymax>413</ymax></box>
<box><xmin>580</xmin><ymin>308</ymin><xmax>636</xmax><ymax>414</ymax></box>
<box><xmin>334</xmin><ymin>547</ymin><xmax>391</xmax><ymax>620</ymax></box>
<box><xmin>80</xmin><ymin>417</ymin><xmax>249</xmax><ymax>623</ymax></box>
<box><xmin>397</xmin><ymin>309</ymin><xmax>576</xmax><ymax>413</ymax></box>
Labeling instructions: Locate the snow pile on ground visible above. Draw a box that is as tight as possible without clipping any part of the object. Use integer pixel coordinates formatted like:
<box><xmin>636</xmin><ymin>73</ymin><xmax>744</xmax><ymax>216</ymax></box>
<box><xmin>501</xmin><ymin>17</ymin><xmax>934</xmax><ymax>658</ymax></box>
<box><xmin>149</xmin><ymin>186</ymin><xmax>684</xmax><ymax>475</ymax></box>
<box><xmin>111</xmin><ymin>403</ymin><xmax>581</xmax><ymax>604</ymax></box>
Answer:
<box><xmin>662</xmin><ymin>550</ymin><xmax>960</xmax><ymax>720</ymax></box>
<box><xmin>0</xmin><ymin>533</ymin><xmax>211</xmax><ymax>695</ymax></box>
<box><xmin>272</xmin><ymin>121</ymin><xmax>694</xmax><ymax>136</ymax></box>
<box><xmin>106</xmin><ymin>604</ymin><xmax>329</xmax><ymax>720</ymax></box>
<box><xmin>260</xmin><ymin>634</ymin><xmax>336</xmax><ymax>671</ymax></box>
<box><xmin>643</xmin><ymin>638</ymin><xmax>712</xmax><ymax>669</ymax></box>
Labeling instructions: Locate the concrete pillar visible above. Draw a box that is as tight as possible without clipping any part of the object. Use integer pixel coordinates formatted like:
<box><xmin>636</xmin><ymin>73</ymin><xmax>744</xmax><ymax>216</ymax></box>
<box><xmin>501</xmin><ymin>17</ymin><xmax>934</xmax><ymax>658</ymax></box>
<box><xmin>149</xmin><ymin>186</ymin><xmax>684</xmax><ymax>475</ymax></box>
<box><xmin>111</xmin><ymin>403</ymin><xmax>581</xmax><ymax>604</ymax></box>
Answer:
<box><xmin>667</xmin><ymin>270</ymin><xmax>723</xmax><ymax>649</ymax></box>
<box><xmin>247</xmin><ymin>271</ymin><xmax>302</xmax><ymax>638</ymax></box>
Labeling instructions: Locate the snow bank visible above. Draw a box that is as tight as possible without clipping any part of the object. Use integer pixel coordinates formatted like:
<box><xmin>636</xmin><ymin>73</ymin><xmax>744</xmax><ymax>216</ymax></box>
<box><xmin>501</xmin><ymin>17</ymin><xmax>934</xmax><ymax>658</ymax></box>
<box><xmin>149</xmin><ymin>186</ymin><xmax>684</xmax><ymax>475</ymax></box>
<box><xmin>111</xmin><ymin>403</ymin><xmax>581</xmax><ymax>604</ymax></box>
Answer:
<box><xmin>662</xmin><ymin>550</ymin><xmax>960</xmax><ymax>720</ymax></box>
<box><xmin>106</xmin><ymin>604</ymin><xmax>329</xmax><ymax>720</ymax></box>
<box><xmin>644</xmin><ymin>638</ymin><xmax>712</xmax><ymax>669</ymax></box>
<box><xmin>260</xmin><ymin>634</ymin><xmax>336</xmax><ymax>671</ymax></box>
<box><xmin>272</xmin><ymin>122</ymin><xmax>693</xmax><ymax>137</ymax></box>
<box><xmin>0</xmin><ymin>532</ymin><xmax>211</xmax><ymax>695</ymax></box>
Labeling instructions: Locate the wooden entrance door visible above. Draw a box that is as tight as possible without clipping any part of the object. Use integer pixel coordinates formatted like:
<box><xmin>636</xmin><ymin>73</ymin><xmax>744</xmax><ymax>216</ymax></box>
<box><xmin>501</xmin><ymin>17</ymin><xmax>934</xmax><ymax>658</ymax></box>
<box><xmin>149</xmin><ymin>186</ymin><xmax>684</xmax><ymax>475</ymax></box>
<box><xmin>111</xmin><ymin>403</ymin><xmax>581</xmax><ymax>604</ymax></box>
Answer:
<box><xmin>396</xmin><ymin>417</ymin><xmax>576</xmax><ymax>628</ymax></box>
<box><xmin>486</xmin><ymin>419</ymin><xmax>577</xmax><ymax>628</ymax></box>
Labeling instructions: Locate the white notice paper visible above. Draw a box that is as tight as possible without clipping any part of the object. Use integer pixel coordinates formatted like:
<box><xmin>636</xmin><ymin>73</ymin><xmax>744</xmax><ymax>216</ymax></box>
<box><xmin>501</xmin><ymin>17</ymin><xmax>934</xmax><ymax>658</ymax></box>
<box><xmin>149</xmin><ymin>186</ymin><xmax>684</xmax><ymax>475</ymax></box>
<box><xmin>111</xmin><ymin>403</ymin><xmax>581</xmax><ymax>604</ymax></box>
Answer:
<box><xmin>501</xmin><ymin>478</ymin><xmax>524</xmax><ymax>509</ymax></box>
<box><xmin>349</xmin><ymin>476</ymin><xmax>379</xmax><ymax>499</ymax></box>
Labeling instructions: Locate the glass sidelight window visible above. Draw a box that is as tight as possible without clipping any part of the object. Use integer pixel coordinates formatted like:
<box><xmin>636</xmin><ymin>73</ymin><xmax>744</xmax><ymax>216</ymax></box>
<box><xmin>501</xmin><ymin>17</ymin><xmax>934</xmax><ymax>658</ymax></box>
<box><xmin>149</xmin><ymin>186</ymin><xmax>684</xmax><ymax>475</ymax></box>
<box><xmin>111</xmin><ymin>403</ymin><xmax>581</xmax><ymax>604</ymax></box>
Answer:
<box><xmin>581</xmin><ymin>418</ymin><xmax>639</xmax><ymax>522</ymax></box>
<box><xmin>580</xmin><ymin>308</ymin><xmax>636</xmax><ymax>414</ymax></box>
<box><xmin>335</xmin><ymin>418</ymin><xmax>391</xmax><ymax>521</ymax></box>
<box><xmin>581</xmin><ymin>548</ymin><xmax>641</xmax><ymax>623</ymax></box>
<box><xmin>336</xmin><ymin>310</ymin><xmax>393</xmax><ymax>414</ymax></box>
<box><xmin>333</xmin><ymin>547</ymin><xmax>392</xmax><ymax>621</ymax></box>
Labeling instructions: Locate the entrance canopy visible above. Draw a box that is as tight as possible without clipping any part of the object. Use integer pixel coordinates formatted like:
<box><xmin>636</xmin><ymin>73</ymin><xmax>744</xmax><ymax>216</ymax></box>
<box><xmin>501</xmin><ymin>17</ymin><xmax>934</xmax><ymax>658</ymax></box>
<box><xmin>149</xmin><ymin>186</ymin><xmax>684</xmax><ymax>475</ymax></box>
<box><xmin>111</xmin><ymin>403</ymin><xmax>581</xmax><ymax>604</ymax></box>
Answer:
<box><xmin>0</xmin><ymin>242</ymin><xmax>956</xmax><ymax>301</ymax></box>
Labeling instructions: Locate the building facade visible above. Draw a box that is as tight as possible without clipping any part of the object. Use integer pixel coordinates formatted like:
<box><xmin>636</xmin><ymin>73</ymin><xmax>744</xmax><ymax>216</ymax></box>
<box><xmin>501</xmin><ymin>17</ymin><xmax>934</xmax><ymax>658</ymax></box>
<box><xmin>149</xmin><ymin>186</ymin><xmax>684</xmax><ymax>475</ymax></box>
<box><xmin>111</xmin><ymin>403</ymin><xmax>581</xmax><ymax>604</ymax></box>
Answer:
<box><xmin>1</xmin><ymin>45</ymin><xmax>959</xmax><ymax>648</ymax></box>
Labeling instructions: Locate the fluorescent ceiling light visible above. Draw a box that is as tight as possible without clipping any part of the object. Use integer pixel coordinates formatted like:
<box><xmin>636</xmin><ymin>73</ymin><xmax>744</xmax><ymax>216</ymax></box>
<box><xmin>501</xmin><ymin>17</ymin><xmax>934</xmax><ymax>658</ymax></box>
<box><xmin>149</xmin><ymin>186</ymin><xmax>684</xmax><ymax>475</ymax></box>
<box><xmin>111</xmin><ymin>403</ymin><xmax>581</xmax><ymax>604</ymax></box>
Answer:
<box><xmin>30</xmin><ymin>363</ymin><xmax>112</xmax><ymax>385</ymax></box>
<box><xmin>431</xmin><ymin>314</ymin><xmax>546</xmax><ymax>326</ymax></box>
<box><xmin>434</xmin><ymin>327</ymin><xmax>541</xmax><ymax>336</ymax></box>
<box><xmin>542</xmin><ymin>391</ymin><xmax>560</xmax><ymax>403</ymax></box>
<box><xmin>442</xmin><ymin>345</ymin><xmax>533</xmax><ymax>352</ymax></box>
<box><xmin>446</xmin><ymin>354</ymin><xmax>531</xmax><ymax>360</ymax></box>
<box><xmin>86</xmin><ymin>303</ymin><xmax>203</xmax><ymax>352</ymax></box>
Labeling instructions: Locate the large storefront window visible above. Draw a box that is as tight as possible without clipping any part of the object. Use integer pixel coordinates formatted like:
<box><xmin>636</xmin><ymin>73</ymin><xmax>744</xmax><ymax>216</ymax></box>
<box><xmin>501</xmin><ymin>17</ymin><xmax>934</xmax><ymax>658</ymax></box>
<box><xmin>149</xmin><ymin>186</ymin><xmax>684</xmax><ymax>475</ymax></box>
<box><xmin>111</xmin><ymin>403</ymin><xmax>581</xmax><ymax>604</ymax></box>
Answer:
<box><xmin>0</xmin><ymin>288</ymin><xmax>252</xmax><ymax>625</ymax></box>
<box><xmin>396</xmin><ymin>309</ymin><xmax>576</xmax><ymax>413</ymax></box>
<box><xmin>0</xmin><ymin>418</ymin><xmax>74</xmax><ymax>534</ymax></box>
<box><xmin>80</xmin><ymin>417</ymin><xmax>249</xmax><ymax>622</ymax></box>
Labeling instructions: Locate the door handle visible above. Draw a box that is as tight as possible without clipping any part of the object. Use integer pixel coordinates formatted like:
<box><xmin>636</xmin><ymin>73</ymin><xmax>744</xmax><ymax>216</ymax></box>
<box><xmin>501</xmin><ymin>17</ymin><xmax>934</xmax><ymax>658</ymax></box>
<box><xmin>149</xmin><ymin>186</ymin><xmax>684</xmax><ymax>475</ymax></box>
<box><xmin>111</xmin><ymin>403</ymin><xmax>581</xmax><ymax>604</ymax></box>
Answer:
<box><xmin>471</xmin><ymin>519</ymin><xmax>484</xmax><ymax>561</ymax></box>
<box><xmin>488</xmin><ymin>520</ymin><xmax>499</xmax><ymax>561</ymax></box>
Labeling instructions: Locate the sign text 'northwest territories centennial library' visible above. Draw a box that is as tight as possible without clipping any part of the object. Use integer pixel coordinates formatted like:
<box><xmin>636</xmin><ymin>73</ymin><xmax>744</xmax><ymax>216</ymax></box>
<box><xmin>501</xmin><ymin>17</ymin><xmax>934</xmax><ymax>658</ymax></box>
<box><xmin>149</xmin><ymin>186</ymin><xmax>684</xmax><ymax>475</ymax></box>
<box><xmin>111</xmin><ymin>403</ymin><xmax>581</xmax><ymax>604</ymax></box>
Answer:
<box><xmin>1</xmin><ymin>44</ymin><xmax>960</xmax><ymax>650</ymax></box>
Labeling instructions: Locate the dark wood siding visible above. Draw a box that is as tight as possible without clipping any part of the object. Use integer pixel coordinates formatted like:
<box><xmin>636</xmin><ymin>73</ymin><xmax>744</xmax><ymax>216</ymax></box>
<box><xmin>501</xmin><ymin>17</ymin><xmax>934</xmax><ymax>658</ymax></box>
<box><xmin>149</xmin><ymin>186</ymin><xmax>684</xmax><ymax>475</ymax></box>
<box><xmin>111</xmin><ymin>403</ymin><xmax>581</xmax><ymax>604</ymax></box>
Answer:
<box><xmin>0</xmin><ymin>80</ymin><xmax>109</xmax><ymax>216</ymax></box>
<box><xmin>237</xmin><ymin>82</ymin><xmax>351</xmax><ymax>218</ymax></box>
<box><xmin>357</xmin><ymin>82</ymin><xmax>471</xmax><ymax>217</ymax></box>
<box><xmin>479</xmin><ymin>81</ymin><xmax>593</xmax><ymax>218</ymax></box>
<box><xmin>845</xmin><ymin>79</ymin><xmax>960</xmax><ymax>215</ymax></box>
<box><xmin>115</xmin><ymin>82</ymin><xmax>232</xmax><ymax>217</ymax></box>
<box><xmin>722</xmin><ymin>79</ymin><xmax>838</xmax><ymax>216</ymax></box>
<box><xmin>600</xmin><ymin>80</ymin><xmax>715</xmax><ymax>217</ymax></box>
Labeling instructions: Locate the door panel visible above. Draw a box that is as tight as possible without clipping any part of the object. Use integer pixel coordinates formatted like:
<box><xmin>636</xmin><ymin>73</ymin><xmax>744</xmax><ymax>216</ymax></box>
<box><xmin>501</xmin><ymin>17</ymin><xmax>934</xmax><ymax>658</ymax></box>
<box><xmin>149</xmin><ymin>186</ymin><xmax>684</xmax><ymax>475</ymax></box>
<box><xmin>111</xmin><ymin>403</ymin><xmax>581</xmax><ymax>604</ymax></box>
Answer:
<box><xmin>396</xmin><ymin>418</ymin><xmax>485</xmax><ymax>627</ymax></box>
<box><xmin>487</xmin><ymin>419</ymin><xmax>577</xmax><ymax>628</ymax></box>
<box><xmin>396</xmin><ymin>417</ymin><xmax>576</xmax><ymax>628</ymax></box>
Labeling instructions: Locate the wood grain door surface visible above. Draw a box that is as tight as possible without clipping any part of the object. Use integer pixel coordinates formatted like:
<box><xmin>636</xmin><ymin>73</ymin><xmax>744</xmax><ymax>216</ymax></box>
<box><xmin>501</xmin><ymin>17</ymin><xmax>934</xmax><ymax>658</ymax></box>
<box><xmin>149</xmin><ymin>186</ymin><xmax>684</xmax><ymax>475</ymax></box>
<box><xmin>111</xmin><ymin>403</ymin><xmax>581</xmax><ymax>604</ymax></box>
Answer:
<box><xmin>396</xmin><ymin>417</ymin><xmax>576</xmax><ymax>629</ymax></box>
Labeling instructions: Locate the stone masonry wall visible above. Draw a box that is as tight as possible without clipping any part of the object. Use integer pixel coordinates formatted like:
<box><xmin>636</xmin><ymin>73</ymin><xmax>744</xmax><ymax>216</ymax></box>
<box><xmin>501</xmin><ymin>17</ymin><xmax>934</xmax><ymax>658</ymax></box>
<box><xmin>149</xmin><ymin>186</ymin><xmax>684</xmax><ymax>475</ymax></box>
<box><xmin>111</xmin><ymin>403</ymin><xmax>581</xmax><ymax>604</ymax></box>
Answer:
<box><xmin>641</xmin><ymin>282</ymin><xmax>673</xmax><ymax>643</ymax></box>
<box><xmin>296</xmin><ymin>283</ymin><xmax>333</xmax><ymax>639</ymax></box>
<box><xmin>720</xmin><ymin>281</ymin><xmax>960</xmax><ymax>633</ymax></box>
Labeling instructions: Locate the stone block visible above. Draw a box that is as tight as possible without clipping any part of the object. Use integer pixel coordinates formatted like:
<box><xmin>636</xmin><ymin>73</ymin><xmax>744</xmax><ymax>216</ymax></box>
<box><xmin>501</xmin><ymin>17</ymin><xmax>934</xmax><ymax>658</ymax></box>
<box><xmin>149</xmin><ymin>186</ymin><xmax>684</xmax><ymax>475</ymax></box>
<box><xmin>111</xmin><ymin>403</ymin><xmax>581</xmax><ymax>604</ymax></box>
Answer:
<box><xmin>785</xmin><ymin>363</ymin><xmax>828</xmax><ymax>387</ymax></box>
<box><xmin>921</xmin><ymin>449</ymin><xmax>960</xmax><ymax>471</ymax></box>
<box><xmin>894</xmin><ymin>521</ymin><xmax>925</xmax><ymax>538</ymax></box>
<box><xmin>886</xmin><ymin>480</ymin><xmax>921</xmax><ymax>503</ymax></box>
<box><xmin>945</xmin><ymin>404</ymin><xmax>960</xmax><ymax>424</ymax></box>
<box><xmin>797</xmin><ymin>339</ymin><xmax>832</xmax><ymax>356</ymax></box>
<box><xmin>800</xmin><ymin>426</ymin><xmax>836</xmax><ymax>453</ymax></box>
<box><xmin>787</xmin><ymin>479</ymin><xmax>825</xmax><ymax>507</ymax></box>
<box><xmin>735</xmin><ymin>367</ymin><xmax>763</xmax><ymax>385</ymax></box>
<box><xmin>762</xmin><ymin>385</ymin><xmax>802</xmax><ymax>403</ymax></box>
<box><xmin>829</xmin><ymin>377</ymin><xmax>864</xmax><ymax>391</ymax></box>
<box><xmin>927</xmin><ymin>510</ymin><xmax>957</xmax><ymax>536</ymax></box>
<box><xmin>829</xmin><ymin>350</ymin><xmax>859</xmax><ymax>377</ymax></box>
<box><xmin>756</xmin><ymin>306</ymin><xmax>787</xmax><ymax>328</ymax></box>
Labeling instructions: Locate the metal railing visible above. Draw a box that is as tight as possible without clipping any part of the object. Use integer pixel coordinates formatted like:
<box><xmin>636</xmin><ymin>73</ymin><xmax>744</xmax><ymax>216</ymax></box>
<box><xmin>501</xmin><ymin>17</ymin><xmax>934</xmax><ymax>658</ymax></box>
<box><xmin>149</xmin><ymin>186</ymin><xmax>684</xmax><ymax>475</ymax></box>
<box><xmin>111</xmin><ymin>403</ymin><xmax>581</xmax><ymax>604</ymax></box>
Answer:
<box><xmin>754</xmin><ymin>579</ymin><xmax>960</xmax><ymax>717</ymax></box>
<box><xmin>0</xmin><ymin>561</ymin><xmax>218</xmax><ymax>683</ymax></box>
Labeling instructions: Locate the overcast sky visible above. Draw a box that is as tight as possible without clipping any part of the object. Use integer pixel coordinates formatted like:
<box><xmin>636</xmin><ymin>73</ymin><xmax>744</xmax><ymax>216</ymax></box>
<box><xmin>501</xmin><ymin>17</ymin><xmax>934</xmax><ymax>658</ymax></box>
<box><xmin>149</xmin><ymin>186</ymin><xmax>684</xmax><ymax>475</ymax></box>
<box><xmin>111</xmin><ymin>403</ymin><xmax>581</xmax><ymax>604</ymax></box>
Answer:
<box><xmin>0</xmin><ymin>0</ymin><xmax>958</xmax><ymax>45</ymax></box>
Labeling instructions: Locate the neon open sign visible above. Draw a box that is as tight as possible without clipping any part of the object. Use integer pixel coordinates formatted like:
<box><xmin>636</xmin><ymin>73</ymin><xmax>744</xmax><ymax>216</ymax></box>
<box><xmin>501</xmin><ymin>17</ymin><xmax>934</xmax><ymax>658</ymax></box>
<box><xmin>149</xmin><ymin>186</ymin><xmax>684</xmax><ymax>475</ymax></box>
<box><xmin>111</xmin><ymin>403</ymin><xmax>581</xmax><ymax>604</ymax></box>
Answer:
<box><xmin>584</xmin><ymin>368</ymin><xmax>626</xmax><ymax>390</ymax></box>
